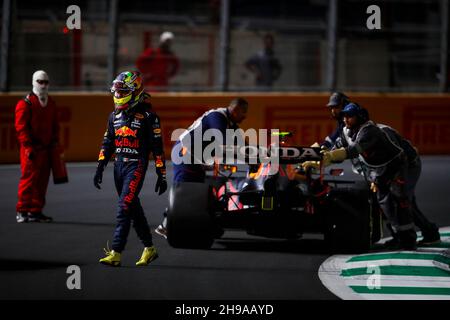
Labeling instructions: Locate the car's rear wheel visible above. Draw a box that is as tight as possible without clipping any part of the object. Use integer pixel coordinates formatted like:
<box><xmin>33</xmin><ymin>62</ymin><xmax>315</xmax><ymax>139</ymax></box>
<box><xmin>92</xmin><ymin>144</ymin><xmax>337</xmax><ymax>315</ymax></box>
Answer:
<box><xmin>166</xmin><ymin>182</ymin><xmax>215</xmax><ymax>249</ymax></box>
<box><xmin>323</xmin><ymin>188</ymin><xmax>371</xmax><ymax>253</ymax></box>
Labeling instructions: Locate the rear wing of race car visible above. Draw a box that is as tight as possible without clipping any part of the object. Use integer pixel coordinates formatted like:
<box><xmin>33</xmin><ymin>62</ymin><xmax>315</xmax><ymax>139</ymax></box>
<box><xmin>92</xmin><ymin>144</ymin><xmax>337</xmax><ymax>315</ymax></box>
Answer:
<box><xmin>216</xmin><ymin>145</ymin><xmax>322</xmax><ymax>165</ymax></box>
<box><xmin>277</xmin><ymin>146</ymin><xmax>322</xmax><ymax>164</ymax></box>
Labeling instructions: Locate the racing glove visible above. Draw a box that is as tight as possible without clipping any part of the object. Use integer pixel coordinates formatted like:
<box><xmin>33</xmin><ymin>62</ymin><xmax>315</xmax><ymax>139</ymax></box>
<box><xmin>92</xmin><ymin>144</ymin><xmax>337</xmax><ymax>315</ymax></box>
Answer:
<box><xmin>154</xmin><ymin>154</ymin><xmax>167</xmax><ymax>195</ymax></box>
<box><xmin>321</xmin><ymin>147</ymin><xmax>347</xmax><ymax>167</ymax></box>
<box><xmin>311</xmin><ymin>142</ymin><xmax>328</xmax><ymax>151</ymax></box>
<box><xmin>301</xmin><ymin>161</ymin><xmax>320</xmax><ymax>172</ymax></box>
<box><xmin>155</xmin><ymin>169</ymin><xmax>167</xmax><ymax>195</ymax></box>
<box><xmin>93</xmin><ymin>163</ymin><xmax>105</xmax><ymax>189</ymax></box>
<box><xmin>370</xmin><ymin>182</ymin><xmax>378</xmax><ymax>193</ymax></box>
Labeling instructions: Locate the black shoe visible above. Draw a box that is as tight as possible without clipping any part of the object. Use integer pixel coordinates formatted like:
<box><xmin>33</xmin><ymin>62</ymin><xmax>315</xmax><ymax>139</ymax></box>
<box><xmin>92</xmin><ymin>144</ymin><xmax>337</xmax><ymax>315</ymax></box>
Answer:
<box><xmin>418</xmin><ymin>232</ymin><xmax>441</xmax><ymax>246</ymax></box>
<box><xmin>16</xmin><ymin>212</ymin><xmax>28</xmax><ymax>223</ymax></box>
<box><xmin>382</xmin><ymin>237</ymin><xmax>416</xmax><ymax>250</ymax></box>
<box><xmin>28</xmin><ymin>212</ymin><xmax>53</xmax><ymax>223</ymax></box>
<box><xmin>396</xmin><ymin>230</ymin><xmax>418</xmax><ymax>250</ymax></box>
<box><xmin>399</xmin><ymin>240</ymin><xmax>417</xmax><ymax>251</ymax></box>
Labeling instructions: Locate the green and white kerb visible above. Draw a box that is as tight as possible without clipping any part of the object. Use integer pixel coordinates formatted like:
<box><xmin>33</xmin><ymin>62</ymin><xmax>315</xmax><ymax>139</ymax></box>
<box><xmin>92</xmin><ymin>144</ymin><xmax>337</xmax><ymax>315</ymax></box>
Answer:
<box><xmin>319</xmin><ymin>227</ymin><xmax>450</xmax><ymax>300</ymax></box>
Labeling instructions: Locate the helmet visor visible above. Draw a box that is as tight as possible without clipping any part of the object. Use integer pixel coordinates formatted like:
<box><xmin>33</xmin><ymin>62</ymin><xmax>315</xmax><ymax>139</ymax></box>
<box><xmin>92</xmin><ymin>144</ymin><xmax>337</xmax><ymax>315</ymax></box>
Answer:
<box><xmin>111</xmin><ymin>80</ymin><xmax>134</xmax><ymax>94</ymax></box>
<box><xmin>111</xmin><ymin>81</ymin><xmax>134</xmax><ymax>108</ymax></box>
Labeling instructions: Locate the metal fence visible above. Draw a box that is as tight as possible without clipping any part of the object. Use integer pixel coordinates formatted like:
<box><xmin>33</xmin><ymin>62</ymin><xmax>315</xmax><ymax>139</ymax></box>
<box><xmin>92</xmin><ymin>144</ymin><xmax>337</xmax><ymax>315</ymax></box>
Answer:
<box><xmin>0</xmin><ymin>0</ymin><xmax>448</xmax><ymax>92</ymax></box>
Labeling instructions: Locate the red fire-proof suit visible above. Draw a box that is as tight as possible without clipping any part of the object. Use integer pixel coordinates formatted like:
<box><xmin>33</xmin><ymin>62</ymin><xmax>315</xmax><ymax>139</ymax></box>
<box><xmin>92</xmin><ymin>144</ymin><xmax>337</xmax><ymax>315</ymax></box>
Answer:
<box><xmin>15</xmin><ymin>93</ymin><xmax>59</xmax><ymax>213</ymax></box>
<box><xmin>136</xmin><ymin>47</ymin><xmax>180</xmax><ymax>90</ymax></box>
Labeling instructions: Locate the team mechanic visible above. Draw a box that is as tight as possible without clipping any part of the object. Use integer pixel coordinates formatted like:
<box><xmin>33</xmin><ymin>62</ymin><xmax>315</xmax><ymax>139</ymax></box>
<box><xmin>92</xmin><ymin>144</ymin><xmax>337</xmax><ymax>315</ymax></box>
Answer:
<box><xmin>374</xmin><ymin>124</ymin><xmax>440</xmax><ymax>246</ymax></box>
<box><xmin>155</xmin><ymin>98</ymin><xmax>249</xmax><ymax>238</ymax></box>
<box><xmin>311</xmin><ymin>92</ymin><xmax>352</xmax><ymax>150</ymax></box>
<box><xmin>94</xmin><ymin>71</ymin><xmax>168</xmax><ymax>267</ymax></box>
<box><xmin>336</xmin><ymin>106</ymin><xmax>440</xmax><ymax>247</ymax></box>
<box><xmin>307</xmin><ymin>95</ymin><xmax>440</xmax><ymax>247</ymax></box>
<box><xmin>308</xmin><ymin>103</ymin><xmax>423</xmax><ymax>250</ymax></box>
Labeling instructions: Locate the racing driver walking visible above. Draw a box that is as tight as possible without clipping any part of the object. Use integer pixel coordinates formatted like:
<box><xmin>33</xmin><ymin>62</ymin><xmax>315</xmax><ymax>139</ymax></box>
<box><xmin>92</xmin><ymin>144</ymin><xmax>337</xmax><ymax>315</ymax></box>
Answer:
<box><xmin>94</xmin><ymin>71</ymin><xmax>167</xmax><ymax>267</ymax></box>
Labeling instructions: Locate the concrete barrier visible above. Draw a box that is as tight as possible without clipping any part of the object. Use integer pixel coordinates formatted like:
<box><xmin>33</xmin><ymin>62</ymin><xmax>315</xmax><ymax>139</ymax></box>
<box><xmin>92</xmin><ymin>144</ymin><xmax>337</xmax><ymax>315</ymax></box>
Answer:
<box><xmin>1</xmin><ymin>92</ymin><xmax>450</xmax><ymax>163</ymax></box>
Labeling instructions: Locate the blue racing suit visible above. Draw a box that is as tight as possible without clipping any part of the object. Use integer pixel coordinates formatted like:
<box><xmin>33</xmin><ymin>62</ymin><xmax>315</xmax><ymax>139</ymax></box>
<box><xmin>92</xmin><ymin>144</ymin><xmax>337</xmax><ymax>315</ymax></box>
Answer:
<box><xmin>97</xmin><ymin>102</ymin><xmax>166</xmax><ymax>252</ymax></box>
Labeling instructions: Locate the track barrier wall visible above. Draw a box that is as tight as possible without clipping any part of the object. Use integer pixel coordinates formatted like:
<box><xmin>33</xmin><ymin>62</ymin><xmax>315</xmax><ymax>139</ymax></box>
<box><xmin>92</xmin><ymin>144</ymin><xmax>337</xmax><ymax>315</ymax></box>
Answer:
<box><xmin>1</xmin><ymin>92</ymin><xmax>450</xmax><ymax>163</ymax></box>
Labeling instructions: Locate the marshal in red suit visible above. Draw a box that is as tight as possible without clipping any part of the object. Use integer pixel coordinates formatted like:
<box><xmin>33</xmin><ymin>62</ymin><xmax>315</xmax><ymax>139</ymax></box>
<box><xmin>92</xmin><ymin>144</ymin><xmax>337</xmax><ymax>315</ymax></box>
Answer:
<box><xmin>15</xmin><ymin>70</ymin><xmax>61</xmax><ymax>223</ymax></box>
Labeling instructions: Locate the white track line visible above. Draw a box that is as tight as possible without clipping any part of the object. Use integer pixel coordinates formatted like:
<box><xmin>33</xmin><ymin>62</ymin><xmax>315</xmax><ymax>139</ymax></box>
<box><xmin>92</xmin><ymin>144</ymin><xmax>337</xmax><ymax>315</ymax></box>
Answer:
<box><xmin>318</xmin><ymin>227</ymin><xmax>450</xmax><ymax>300</ymax></box>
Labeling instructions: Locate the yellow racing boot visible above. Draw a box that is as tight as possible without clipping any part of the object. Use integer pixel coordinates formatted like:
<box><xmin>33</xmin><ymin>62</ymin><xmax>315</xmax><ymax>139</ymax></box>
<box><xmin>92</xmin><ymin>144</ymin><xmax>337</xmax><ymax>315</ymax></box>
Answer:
<box><xmin>136</xmin><ymin>246</ymin><xmax>158</xmax><ymax>266</ymax></box>
<box><xmin>99</xmin><ymin>245</ymin><xmax>121</xmax><ymax>267</ymax></box>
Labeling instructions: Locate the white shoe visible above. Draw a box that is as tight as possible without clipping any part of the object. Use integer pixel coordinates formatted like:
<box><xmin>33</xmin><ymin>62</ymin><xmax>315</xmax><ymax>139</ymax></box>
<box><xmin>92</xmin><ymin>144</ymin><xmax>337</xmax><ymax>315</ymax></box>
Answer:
<box><xmin>16</xmin><ymin>212</ymin><xmax>28</xmax><ymax>223</ymax></box>
<box><xmin>155</xmin><ymin>224</ymin><xmax>167</xmax><ymax>239</ymax></box>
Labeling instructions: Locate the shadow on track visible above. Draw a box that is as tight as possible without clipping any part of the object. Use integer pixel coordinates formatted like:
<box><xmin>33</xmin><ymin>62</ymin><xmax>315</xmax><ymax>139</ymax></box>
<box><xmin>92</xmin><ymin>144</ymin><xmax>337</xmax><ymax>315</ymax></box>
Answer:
<box><xmin>50</xmin><ymin>221</ymin><xmax>115</xmax><ymax>228</ymax></box>
<box><xmin>146</xmin><ymin>262</ymin><xmax>310</xmax><ymax>274</ymax></box>
<box><xmin>0</xmin><ymin>259</ymin><xmax>81</xmax><ymax>271</ymax></box>
<box><xmin>213</xmin><ymin>238</ymin><xmax>330</xmax><ymax>254</ymax></box>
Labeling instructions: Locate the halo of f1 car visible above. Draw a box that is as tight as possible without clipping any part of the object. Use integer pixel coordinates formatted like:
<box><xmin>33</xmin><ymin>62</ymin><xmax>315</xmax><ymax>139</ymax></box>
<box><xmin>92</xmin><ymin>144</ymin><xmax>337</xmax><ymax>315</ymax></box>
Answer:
<box><xmin>166</xmin><ymin>132</ymin><xmax>381</xmax><ymax>253</ymax></box>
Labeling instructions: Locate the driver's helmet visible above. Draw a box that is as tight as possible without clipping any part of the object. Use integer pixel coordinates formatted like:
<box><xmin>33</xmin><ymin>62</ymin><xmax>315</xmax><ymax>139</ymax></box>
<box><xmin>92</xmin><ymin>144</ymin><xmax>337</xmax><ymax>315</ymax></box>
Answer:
<box><xmin>110</xmin><ymin>71</ymin><xmax>144</xmax><ymax>111</ymax></box>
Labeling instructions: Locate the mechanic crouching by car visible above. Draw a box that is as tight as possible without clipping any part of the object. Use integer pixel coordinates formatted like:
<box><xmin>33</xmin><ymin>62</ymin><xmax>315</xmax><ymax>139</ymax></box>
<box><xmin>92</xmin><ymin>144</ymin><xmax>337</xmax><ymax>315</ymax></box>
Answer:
<box><xmin>155</xmin><ymin>98</ymin><xmax>249</xmax><ymax>238</ymax></box>
<box><xmin>309</xmin><ymin>103</ymin><xmax>423</xmax><ymax>250</ymax></box>
<box><xmin>336</xmin><ymin>106</ymin><xmax>440</xmax><ymax>247</ymax></box>
<box><xmin>93</xmin><ymin>71</ymin><xmax>167</xmax><ymax>267</ymax></box>
<box><xmin>375</xmin><ymin>124</ymin><xmax>440</xmax><ymax>246</ymax></box>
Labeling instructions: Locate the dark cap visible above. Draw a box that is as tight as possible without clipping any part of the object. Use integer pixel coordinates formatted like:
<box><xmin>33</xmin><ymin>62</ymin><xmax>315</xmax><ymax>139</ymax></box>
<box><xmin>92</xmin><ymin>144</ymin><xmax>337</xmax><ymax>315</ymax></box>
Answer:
<box><xmin>340</xmin><ymin>103</ymin><xmax>361</xmax><ymax>117</ymax></box>
<box><xmin>326</xmin><ymin>92</ymin><xmax>349</xmax><ymax>107</ymax></box>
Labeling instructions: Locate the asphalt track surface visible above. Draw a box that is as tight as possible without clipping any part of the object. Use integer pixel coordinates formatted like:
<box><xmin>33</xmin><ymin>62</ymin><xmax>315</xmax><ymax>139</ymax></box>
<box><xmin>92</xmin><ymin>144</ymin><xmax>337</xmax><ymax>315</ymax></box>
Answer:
<box><xmin>0</xmin><ymin>157</ymin><xmax>449</xmax><ymax>300</ymax></box>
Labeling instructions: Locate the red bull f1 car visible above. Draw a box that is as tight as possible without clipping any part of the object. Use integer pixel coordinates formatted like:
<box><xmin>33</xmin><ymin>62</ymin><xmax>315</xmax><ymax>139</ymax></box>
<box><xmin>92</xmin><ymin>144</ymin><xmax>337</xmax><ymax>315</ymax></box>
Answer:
<box><xmin>166</xmin><ymin>133</ymin><xmax>381</xmax><ymax>253</ymax></box>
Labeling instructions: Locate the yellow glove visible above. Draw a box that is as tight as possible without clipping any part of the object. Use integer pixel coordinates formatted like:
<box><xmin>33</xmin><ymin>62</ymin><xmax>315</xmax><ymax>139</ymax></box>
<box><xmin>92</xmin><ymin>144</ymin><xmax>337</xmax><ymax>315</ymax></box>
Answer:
<box><xmin>301</xmin><ymin>161</ymin><xmax>320</xmax><ymax>171</ymax></box>
<box><xmin>370</xmin><ymin>182</ymin><xmax>378</xmax><ymax>193</ymax></box>
<box><xmin>321</xmin><ymin>148</ymin><xmax>347</xmax><ymax>167</ymax></box>
<box><xmin>310</xmin><ymin>142</ymin><xmax>330</xmax><ymax>151</ymax></box>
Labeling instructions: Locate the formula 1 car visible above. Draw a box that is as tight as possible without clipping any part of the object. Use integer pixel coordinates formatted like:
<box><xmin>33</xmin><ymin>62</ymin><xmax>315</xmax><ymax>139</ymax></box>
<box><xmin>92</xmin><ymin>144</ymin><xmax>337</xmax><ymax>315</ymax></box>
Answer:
<box><xmin>166</xmin><ymin>133</ymin><xmax>381</xmax><ymax>253</ymax></box>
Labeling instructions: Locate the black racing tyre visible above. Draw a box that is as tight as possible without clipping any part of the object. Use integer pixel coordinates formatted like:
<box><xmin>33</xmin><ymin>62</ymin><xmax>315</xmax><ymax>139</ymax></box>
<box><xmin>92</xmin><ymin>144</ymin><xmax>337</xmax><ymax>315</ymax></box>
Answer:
<box><xmin>323</xmin><ymin>188</ymin><xmax>371</xmax><ymax>253</ymax></box>
<box><xmin>166</xmin><ymin>182</ymin><xmax>215</xmax><ymax>249</ymax></box>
